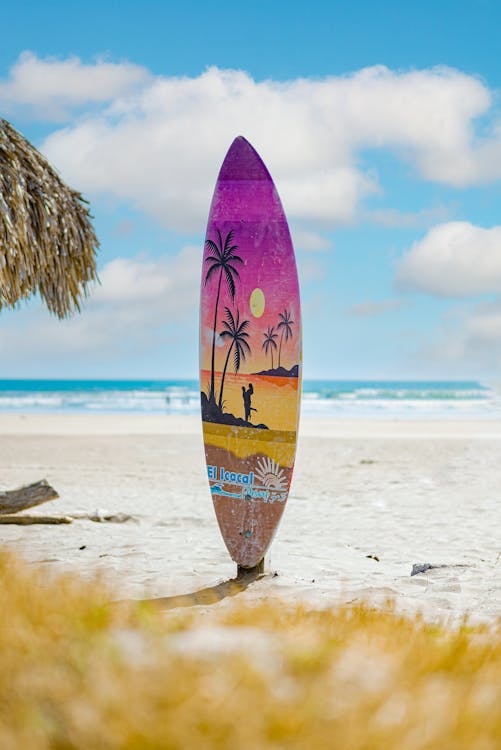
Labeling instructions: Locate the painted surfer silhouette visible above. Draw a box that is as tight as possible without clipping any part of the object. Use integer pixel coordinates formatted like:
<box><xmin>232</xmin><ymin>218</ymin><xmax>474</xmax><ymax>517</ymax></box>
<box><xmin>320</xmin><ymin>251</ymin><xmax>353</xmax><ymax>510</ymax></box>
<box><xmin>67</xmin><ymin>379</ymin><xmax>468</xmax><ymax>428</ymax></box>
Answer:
<box><xmin>242</xmin><ymin>383</ymin><xmax>256</xmax><ymax>422</ymax></box>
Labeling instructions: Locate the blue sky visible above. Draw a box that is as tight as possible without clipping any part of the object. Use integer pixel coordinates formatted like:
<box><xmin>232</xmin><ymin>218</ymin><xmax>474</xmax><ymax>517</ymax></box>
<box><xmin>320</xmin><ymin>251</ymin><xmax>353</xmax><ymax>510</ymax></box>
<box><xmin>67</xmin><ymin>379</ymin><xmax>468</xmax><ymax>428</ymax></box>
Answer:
<box><xmin>1</xmin><ymin>0</ymin><xmax>501</xmax><ymax>379</ymax></box>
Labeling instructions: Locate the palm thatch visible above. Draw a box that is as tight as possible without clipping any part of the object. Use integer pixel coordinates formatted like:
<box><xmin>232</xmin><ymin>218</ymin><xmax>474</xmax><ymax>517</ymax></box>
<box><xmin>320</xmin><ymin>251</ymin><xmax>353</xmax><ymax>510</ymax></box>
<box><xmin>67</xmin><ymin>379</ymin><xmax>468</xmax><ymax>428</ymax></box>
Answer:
<box><xmin>0</xmin><ymin>118</ymin><xmax>99</xmax><ymax>318</ymax></box>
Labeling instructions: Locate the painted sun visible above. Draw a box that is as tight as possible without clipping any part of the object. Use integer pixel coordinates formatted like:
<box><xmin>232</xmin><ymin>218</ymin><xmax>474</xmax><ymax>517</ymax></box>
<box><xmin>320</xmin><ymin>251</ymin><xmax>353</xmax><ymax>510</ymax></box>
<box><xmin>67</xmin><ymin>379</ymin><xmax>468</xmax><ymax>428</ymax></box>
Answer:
<box><xmin>255</xmin><ymin>457</ymin><xmax>287</xmax><ymax>490</ymax></box>
<box><xmin>250</xmin><ymin>287</ymin><xmax>265</xmax><ymax>317</ymax></box>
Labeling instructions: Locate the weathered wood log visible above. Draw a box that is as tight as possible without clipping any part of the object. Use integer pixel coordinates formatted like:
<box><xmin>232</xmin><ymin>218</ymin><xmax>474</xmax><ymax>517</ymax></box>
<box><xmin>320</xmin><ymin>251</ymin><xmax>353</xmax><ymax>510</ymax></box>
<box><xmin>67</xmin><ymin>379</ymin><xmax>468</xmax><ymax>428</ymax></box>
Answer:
<box><xmin>0</xmin><ymin>480</ymin><xmax>59</xmax><ymax>515</ymax></box>
<box><xmin>0</xmin><ymin>515</ymin><xmax>71</xmax><ymax>525</ymax></box>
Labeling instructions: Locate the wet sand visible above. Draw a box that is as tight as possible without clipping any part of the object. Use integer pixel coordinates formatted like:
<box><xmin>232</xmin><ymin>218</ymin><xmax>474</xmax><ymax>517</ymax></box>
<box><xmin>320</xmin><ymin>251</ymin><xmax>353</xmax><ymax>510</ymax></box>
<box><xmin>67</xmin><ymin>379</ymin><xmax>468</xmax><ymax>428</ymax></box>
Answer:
<box><xmin>1</xmin><ymin>413</ymin><xmax>500</xmax><ymax>625</ymax></box>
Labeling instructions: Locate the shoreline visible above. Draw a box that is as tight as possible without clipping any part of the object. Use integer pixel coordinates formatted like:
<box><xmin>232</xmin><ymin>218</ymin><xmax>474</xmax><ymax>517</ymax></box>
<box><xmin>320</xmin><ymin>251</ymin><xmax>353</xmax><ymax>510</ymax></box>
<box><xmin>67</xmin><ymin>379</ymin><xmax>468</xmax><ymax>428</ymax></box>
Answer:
<box><xmin>1</xmin><ymin>412</ymin><xmax>501</xmax><ymax>436</ymax></box>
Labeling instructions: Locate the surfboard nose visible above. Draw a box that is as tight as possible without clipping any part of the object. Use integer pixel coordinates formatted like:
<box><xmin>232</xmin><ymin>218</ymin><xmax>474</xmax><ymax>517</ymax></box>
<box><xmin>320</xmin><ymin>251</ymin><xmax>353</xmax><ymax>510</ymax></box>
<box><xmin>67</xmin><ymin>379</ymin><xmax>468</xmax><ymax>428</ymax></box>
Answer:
<box><xmin>218</xmin><ymin>136</ymin><xmax>271</xmax><ymax>182</ymax></box>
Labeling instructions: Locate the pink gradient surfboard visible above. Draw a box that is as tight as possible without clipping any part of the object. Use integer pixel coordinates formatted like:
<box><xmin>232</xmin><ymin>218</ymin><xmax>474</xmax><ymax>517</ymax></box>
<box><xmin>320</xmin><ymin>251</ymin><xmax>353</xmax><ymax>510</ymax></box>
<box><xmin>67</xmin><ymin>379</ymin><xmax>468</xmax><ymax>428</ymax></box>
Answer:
<box><xmin>200</xmin><ymin>136</ymin><xmax>302</xmax><ymax>569</ymax></box>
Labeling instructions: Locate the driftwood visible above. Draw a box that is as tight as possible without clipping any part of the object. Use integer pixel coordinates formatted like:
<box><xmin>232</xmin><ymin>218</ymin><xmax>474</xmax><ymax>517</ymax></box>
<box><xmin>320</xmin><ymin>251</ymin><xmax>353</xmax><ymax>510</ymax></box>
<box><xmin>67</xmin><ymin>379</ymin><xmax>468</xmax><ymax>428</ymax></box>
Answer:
<box><xmin>0</xmin><ymin>481</ymin><xmax>135</xmax><ymax>526</ymax></box>
<box><xmin>0</xmin><ymin>515</ymin><xmax>71</xmax><ymax>525</ymax></box>
<box><xmin>0</xmin><ymin>480</ymin><xmax>59</xmax><ymax>515</ymax></box>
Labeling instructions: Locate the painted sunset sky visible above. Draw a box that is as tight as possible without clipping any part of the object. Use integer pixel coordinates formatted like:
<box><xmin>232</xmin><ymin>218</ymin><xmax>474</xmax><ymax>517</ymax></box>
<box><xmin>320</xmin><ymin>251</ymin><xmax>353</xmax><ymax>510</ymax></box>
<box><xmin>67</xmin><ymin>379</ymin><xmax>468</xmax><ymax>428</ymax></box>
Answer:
<box><xmin>200</xmin><ymin>138</ymin><xmax>301</xmax><ymax>378</ymax></box>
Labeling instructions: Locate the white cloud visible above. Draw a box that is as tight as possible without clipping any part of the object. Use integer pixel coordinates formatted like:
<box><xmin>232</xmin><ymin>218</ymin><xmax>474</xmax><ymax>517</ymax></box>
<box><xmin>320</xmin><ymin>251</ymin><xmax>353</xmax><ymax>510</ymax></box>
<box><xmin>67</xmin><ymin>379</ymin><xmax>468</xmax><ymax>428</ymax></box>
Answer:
<box><xmin>0</xmin><ymin>52</ymin><xmax>150</xmax><ymax>120</ymax></box>
<box><xmin>94</xmin><ymin>245</ymin><xmax>201</xmax><ymax>329</ymax></box>
<box><xmin>93</xmin><ymin>245</ymin><xmax>200</xmax><ymax>309</ymax></box>
<box><xmin>0</xmin><ymin>55</ymin><xmax>488</xmax><ymax>232</ymax></box>
<box><xmin>94</xmin><ymin>257</ymin><xmax>172</xmax><ymax>303</ymax></box>
<box><xmin>2</xmin><ymin>54</ymin><xmax>501</xmax><ymax>234</ymax></box>
<box><xmin>296</xmin><ymin>256</ymin><xmax>326</xmax><ymax>284</ymax></box>
<box><xmin>416</xmin><ymin>299</ymin><xmax>501</xmax><ymax>374</ymax></box>
<box><xmin>368</xmin><ymin>204</ymin><xmax>452</xmax><ymax>229</ymax></box>
<box><xmin>348</xmin><ymin>298</ymin><xmax>406</xmax><ymax>316</ymax></box>
<box><xmin>397</xmin><ymin>222</ymin><xmax>501</xmax><ymax>297</ymax></box>
<box><xmin>290</xmin><ymin>228</ymin><xmax>331</xmax><ymax>252</ymax></box>
<box><xmin>281</xmin><ymin>167</ymin><xmax>377</xmax><ymax>224</ymax></box>
<box><xmin>0</xmin><ymin>246</ymin><xmax>200</xmax><ymax>367</ymax></box>
<box><xmin>465</xmin><ymin>306</ymin><xmax>501</xmax><ymax>344</ymax></box>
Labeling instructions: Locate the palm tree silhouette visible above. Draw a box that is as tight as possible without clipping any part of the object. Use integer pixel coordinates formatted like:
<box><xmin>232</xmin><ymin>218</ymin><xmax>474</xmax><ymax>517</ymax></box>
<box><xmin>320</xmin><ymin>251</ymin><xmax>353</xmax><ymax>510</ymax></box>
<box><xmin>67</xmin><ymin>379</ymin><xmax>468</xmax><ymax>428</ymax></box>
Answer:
<box><xmin>204</xmin><ymin>229</ymin><xmax>243</xmax><ymax>404</ymax></box>
<box><xmin>277</xmin><ymin>309</ymin><xmax>294</xmax><ymax>369</ymax></box>
<box><xmin>262</xmin><ymin>326</ymin><xmax>278</xmax><ymax>370</ymax></box>
<box><xmin>218</xmin><ymin>307</ymin><xmax>251</xmax><ymax>410</ymax></box>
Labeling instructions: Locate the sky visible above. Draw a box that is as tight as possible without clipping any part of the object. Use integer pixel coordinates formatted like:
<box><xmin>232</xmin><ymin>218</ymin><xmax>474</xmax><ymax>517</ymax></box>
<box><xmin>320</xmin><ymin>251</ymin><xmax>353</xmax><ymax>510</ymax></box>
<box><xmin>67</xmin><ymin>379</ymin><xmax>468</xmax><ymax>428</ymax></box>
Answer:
<box><xmin>1</xmin><ymin>0</ymin><xmax>501</xmax><ymax>380</ymax></box>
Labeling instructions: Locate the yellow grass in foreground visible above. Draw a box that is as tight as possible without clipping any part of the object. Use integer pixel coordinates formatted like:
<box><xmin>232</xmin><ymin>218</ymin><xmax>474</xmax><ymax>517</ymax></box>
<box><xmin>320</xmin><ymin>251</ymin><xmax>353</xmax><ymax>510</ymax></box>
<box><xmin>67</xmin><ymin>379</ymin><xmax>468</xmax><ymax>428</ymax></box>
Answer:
<box><xmin>1</xmin><ymin>553</ymin><xmax>501</xmax><ymax>749</ymax></box>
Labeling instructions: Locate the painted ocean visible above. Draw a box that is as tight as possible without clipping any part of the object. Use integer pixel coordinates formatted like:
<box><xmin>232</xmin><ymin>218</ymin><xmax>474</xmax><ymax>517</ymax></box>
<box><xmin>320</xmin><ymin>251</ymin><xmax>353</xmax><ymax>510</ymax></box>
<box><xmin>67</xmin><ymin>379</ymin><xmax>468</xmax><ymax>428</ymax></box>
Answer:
<box><xmin>0</xmin><ymin>380</ymin><xmax>498</xmax><ymax>419</ymax></box>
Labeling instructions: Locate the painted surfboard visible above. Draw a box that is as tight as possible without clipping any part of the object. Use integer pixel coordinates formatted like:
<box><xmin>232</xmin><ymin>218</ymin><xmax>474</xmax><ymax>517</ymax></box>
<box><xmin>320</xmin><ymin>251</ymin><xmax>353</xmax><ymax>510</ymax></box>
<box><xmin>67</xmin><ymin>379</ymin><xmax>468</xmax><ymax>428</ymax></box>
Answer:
<box><xmin>200</xmin><ymin>136</ymin><xmax>302</xmax><ymax>569</ymax></box>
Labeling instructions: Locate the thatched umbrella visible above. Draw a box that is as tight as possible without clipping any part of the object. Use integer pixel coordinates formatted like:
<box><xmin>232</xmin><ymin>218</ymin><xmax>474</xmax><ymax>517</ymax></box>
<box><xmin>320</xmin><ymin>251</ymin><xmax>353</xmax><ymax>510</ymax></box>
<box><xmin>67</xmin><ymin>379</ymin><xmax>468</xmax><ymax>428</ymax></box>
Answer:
<box><xmin>0</xmin><ymin>118</ymin><xmax>99</xmax><ymax>318</ymax></box>
<box><xmin>0</xmin><ymin>118</ymin><xmax>99</xmax><ymax>519</ymax></box>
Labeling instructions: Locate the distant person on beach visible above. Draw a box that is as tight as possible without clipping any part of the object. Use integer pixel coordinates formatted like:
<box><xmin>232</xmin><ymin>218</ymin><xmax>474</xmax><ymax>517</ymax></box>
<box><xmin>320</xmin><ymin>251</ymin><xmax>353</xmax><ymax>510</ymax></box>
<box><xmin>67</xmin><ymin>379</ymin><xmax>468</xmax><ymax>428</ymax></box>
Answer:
<box><xmin>242</xmin><ymin>383</ymin><xmax>255</xmax><ymax>422</ymax></box>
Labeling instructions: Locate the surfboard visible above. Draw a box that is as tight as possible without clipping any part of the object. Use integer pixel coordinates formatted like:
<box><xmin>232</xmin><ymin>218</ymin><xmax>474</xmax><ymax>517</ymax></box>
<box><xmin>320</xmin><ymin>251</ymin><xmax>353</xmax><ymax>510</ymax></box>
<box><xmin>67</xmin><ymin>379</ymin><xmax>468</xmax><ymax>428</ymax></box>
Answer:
<box><xmin>200</xmin><ymin>136</ymin><xmax>302</xmax><ymax>569</ymax></box>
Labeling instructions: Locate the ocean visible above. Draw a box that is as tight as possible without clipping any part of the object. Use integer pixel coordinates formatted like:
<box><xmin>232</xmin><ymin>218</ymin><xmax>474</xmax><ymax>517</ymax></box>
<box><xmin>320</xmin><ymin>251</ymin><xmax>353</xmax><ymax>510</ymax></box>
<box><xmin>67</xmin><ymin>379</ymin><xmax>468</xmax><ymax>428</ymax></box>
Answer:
<box><xmin>0</xmin><ymin>379</ymin><xmax>498</xmax><ymax>419</ymax></box>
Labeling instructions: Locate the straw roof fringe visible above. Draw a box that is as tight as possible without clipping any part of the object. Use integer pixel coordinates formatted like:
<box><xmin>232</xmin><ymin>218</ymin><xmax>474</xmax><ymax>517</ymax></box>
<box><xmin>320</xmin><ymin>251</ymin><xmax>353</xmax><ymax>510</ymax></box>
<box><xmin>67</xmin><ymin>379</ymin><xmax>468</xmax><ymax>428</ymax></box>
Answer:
<box><xmin>0</xmin><ymin>118</ymin><xmax>99</xmax><ymax>319</ymax></box>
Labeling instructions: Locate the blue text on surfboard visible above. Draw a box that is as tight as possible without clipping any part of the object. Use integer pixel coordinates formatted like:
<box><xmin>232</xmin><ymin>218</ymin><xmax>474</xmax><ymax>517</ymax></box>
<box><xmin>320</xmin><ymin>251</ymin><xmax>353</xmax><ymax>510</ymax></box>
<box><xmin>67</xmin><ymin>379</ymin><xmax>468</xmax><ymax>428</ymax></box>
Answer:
<box><xmin>207</xmin><ymin>465</ymin><xmax>254</xmax><ymax>486</ymax></box>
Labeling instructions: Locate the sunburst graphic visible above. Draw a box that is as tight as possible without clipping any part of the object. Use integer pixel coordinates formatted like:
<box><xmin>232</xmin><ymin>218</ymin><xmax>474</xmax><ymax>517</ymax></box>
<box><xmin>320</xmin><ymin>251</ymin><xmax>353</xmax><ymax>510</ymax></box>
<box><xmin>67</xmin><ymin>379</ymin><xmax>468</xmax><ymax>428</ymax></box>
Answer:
<box><xmin>254</xmin><ymin>457</ymin><xmax>287</xmax><ymax>490</ymax></box>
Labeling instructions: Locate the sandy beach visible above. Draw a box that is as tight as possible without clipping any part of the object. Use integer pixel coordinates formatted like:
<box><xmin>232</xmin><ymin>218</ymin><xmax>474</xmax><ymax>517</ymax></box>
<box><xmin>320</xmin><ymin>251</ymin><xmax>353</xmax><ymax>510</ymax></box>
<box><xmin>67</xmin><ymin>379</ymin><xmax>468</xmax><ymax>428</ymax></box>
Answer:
<box><xmin>1</xmin><ymin>413</ymin><xmax>500</xmax><ymax>625</ymax></box>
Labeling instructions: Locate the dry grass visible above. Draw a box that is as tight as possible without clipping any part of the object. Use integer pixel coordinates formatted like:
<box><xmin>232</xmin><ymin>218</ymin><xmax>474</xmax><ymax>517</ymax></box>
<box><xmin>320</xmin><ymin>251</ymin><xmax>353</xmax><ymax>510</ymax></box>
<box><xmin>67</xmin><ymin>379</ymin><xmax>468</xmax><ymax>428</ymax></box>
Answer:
<box><xmin>1</xmin><ymin>552</ymin><xmax>500</xmax><ymax>749</ymax></box>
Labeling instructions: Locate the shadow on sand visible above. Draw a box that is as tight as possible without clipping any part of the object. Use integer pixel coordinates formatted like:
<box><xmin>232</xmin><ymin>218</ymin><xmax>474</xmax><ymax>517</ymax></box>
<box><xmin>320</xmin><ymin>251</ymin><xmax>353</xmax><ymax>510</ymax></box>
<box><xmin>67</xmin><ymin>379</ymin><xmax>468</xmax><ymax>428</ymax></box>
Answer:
<box><xmin>141</xmin><ymin>564</ymin><xmax>266</xmax><ymax>611</ymax></box>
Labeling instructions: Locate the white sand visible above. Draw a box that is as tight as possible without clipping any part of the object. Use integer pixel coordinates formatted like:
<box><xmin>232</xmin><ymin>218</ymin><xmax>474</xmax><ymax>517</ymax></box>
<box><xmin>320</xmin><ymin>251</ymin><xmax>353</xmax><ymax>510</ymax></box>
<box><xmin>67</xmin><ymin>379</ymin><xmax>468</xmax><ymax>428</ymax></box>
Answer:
<box><xmin>1</xmin><ymin>413</ymin><xmax>500</xmax><ymax>625</ymax></box>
